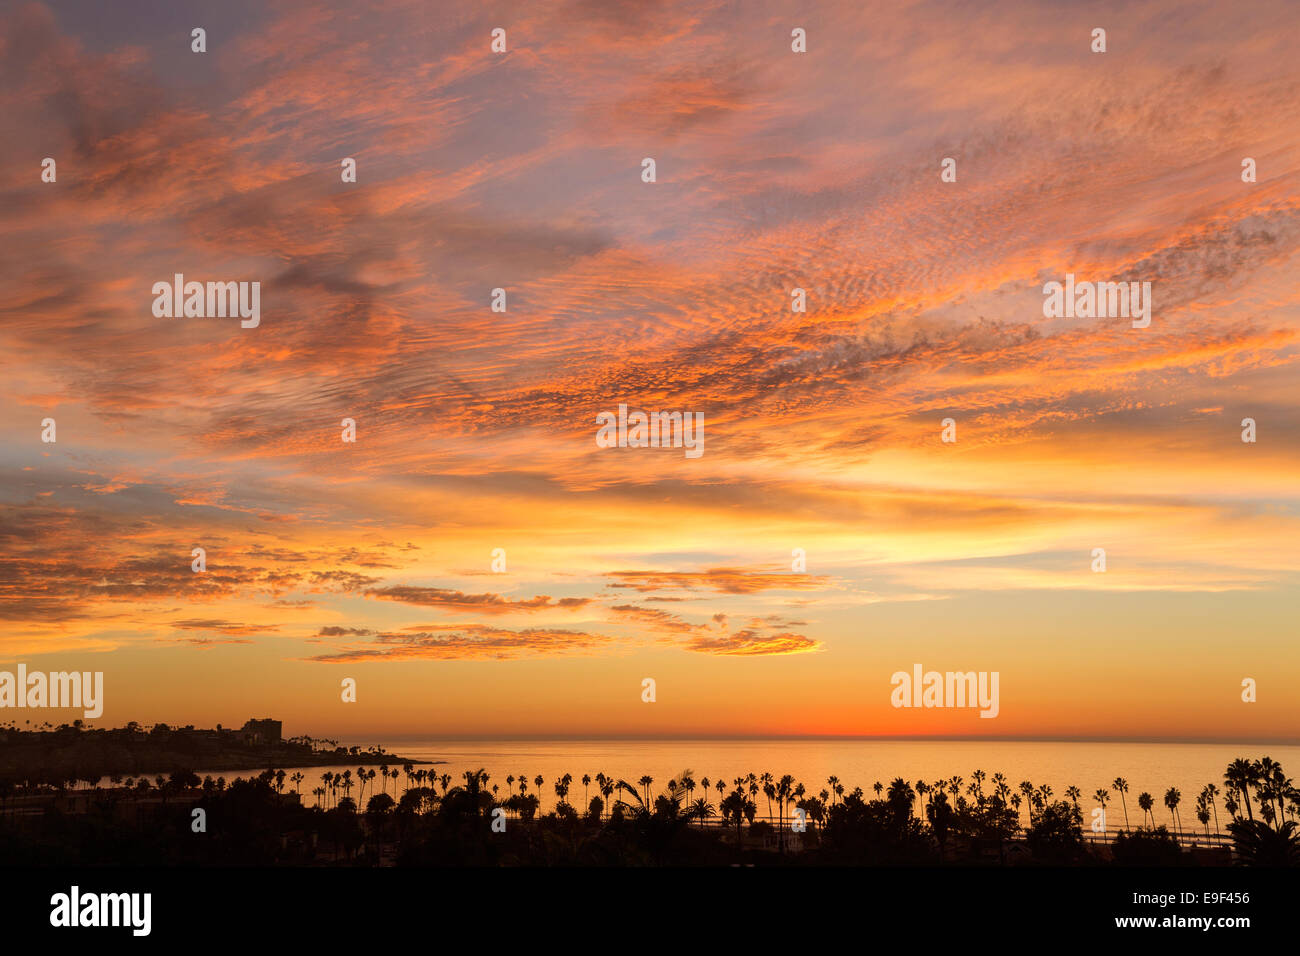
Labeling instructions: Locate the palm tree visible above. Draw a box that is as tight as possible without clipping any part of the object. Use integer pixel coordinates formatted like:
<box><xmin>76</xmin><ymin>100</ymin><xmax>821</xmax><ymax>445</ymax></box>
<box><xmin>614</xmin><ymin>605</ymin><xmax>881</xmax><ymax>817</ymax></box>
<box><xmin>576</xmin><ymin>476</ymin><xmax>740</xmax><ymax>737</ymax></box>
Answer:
<box><xmin>1112</xmin><ymin>777</ymin><xmax>1131</xmax><ymax>829</ymax></box>
<box><xmin>689</xmin><ymin>798</ymin><xmax>715</xmax><ymax>824</ymax></box>
<box><xmin>1225</xmin><ymin>759</ymin><xmax>1256</xmax><ymax>821</ymax></box>
<box><xmin>827</xmin><ymin>775</ymin><xmax>840</xmax><ymax>807</ymax></box>
<box><xmin>759</xmin><ymin>773</ymin><xmax>774</xmax><ymax>822</ymax></box>
<box><xmin>886</xmin><ymin>777</ymin><xmax>916</xmax><ymax>820</ymax></box>
<box><xmin>1065</xmin><ymin>785</ymin><xmax>1081</xmax><ymax>810</ymax></box>
<box><xmin>1093</xmin><ymin>788</ymin><xmax>1110</xmax><ymax>835</ymax></box>
<box><xmin>582</xmin><ymin>774</ymin><xmax>591</xmax><ymax>808</ymax></box>
<box><xmin>341</xmin><ymin>769</ymin><xmax>353</xmax><ymax>803</ymax></box>
<box><xmin>600</xmin><ymin>775</ymin><xmax>615</xmax><ymax>818</ymax></box>
<box><xmin>1164</xmin><ymin>787</ymin><xmax>1182</xmax><ymax>838</ymax></box>
<box><xmin>720</xmin><ymin>789</ymin><xmax>752</xmax><ymax>846</ymax></box>
<box><xmin>1223</xmin><ymin>791</ymin><xmax>1240</xmax><ymax>820</ymax></box>
<box><xmin>638</xmin><ymin>775</ymin><xmax>653</xmax><ymax>808</ymax></box>
<box><xmin>800</xmin><ymin>795</ymin><xmax>825</xmax><ymax>833</ymax></box>
<box><xmin>775</xmin><ymin>775</ymin><xmax>795</xmax><ymax>842</ymax></box>
<box><xmin>1259</xmin><ymin>759</ymin><xmax>1292</xmax><ymax>831</ymax></box>
<box><xmin>1202</xmin><ymin>783</ymin><xmax>1221</xmax><ymax>835</ymax></box>
<box><xmin>1257</xmin><ymin>758</ymin><xmax>1281</xmax><ymax>824</ymax></box>
<box><xmin>1138</xmin><ymin>791</ymin><xmax>1154</xmax><ymax>827</ymax></box>
<box><xmin>1228</xmin><ymin>818</ymin><xmax>1300</xmax><ymax>865</ymax></box>
<box><xmin>1196</xmin><ymin>793</ymin><xmax>1211</xmax><ymax>837</ymax></box>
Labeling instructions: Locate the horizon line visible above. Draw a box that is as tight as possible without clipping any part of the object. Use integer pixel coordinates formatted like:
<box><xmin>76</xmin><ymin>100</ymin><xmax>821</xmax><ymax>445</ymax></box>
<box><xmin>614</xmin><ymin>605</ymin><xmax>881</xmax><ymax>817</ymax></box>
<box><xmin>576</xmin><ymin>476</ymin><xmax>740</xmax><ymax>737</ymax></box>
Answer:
<box><xmin>337</xmin><ymin>733</ymin><xmax>1300</xmax><ymax>746</ymax></box>
<box><xmin>27</xmin><ymin>724</ymin><xmax>1297</xmax><ymax>747</ymax></box>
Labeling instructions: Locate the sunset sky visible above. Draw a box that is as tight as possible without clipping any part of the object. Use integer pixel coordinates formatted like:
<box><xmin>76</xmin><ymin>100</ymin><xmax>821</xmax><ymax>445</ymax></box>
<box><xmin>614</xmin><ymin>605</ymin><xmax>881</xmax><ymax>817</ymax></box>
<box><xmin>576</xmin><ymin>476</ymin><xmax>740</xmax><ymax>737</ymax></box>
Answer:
<box><xmin>1</xmin><ymin>0</ymin><xmax>1297</xmax><ymax>741</ymax></box>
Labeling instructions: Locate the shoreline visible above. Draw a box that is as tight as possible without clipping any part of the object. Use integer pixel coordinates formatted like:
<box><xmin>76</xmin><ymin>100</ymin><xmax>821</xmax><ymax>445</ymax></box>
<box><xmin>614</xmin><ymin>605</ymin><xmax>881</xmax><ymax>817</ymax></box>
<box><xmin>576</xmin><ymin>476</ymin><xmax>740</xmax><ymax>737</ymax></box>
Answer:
<box><xmin>185</xmin><ymin>754</ymin><xmax>443</xmax><ymax>774</ymax></box>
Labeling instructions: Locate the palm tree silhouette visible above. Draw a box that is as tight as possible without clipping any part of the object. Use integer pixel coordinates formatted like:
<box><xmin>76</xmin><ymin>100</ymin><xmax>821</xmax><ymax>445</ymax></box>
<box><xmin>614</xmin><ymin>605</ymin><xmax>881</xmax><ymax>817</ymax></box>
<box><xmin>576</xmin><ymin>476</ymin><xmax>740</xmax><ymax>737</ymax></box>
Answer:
<box><xmin>1112</xmin><ymin>777</ymin><xmax>1130</xmax><ymax>829</ymax></box>
<box><xmin>993</xmin><ymin>773</ymin><xmax>1011</xmax><ymax>804</ymax></box>
<box><xmin>1164</xmin><ymin>787</ymin><xmax>1182</xmax><ymax>838</ymax></box>
<box><xmin>776</xmin><ymin>775</ymin><xmax>795</xmax><ymax>845</ymax></box>
<box><xmin>1196</xmin><ymin>792</ymin><xmax>1211</xmax><ymax>836</ymax></box>
<box><xmin>600</xmin><ymin>775</ymin><xmax>615</xmax><ymax>818</ymax></box>
<box><xmin>689</xmin><ymin>797</ymin><xmax>715</xmax><ymax>824</ymax></box>
<box><xmin>638</xmin><ymin>775</ymin><xmax>653</xmax><ymax>808</ymax></box>
<box><xmin>759</xmin><ymin>773</ymin><xmax>774</xmax><ymax>822</ymax></box>
<box><xmin>1202</xmin><ymin>783</ymin><xmax>1221</xmax><ymax>835</ymax></box>
<box><xmin>1138</xmin><ymin>791</ymin><xmax>1154</xmax><ymax>827</ymax></box>
<box><xmin>341</xmin><ymin>770</ymin><xmax>353</xmax><ymax>803</ymax></box>
<box><xmin>886</xmin><ymin>778</ymin><xmax>916</xmax><ymax>822</ymax></box>
<box><xmin>1092</xmin><ymin>788</ymin><xmax>1110</xmax><ymax>835</ymax></box>
<box><xmin>1224</xmin><ymin>759</ymin><xmax>1256</xmax><ymax>821</ymax></box>
<box><xmin>1259</xmin><ymin>758</ymin><xmax>1292</xmax><ymax>830</ymax></box>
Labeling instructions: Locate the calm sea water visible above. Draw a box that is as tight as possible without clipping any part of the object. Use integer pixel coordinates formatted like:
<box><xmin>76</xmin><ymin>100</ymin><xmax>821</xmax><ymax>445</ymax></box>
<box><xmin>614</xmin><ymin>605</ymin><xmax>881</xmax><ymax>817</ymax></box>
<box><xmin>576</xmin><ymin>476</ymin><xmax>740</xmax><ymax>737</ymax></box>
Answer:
<box><xmin>246</xmin><ymin>738</ymin><xmax>1300</xmax><ymax>828</ymax></box>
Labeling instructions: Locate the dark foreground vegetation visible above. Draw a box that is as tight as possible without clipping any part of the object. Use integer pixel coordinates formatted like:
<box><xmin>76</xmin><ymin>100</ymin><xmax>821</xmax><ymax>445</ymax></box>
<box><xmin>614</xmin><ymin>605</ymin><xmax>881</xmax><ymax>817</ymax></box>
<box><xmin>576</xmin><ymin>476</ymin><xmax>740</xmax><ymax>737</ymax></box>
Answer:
<box><xmin>1</xmin><ymin>751</ymin><xmax>1295</xmax><ymax>866</ymax></box>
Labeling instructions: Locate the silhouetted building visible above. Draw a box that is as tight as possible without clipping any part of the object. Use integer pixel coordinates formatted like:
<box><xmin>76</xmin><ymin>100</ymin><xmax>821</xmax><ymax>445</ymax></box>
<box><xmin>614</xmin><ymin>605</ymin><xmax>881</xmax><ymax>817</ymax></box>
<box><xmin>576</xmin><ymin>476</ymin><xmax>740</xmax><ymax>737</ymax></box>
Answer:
<box><xmin>239</xmin><ymin>718</ymin><xmax>282</xmax><ymax>746</ymax></box>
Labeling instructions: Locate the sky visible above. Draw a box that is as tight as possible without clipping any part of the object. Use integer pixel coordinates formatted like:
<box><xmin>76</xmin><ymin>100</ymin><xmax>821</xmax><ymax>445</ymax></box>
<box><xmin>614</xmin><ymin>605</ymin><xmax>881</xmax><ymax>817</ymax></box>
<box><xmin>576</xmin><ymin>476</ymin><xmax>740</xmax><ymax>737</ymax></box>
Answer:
<box><xmin>0</xmin><ymin>0</ymin><xmax>1297</xmax><ymax>741</ymax></box>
